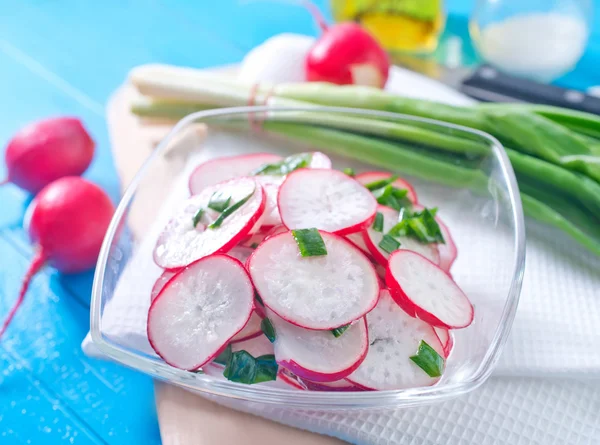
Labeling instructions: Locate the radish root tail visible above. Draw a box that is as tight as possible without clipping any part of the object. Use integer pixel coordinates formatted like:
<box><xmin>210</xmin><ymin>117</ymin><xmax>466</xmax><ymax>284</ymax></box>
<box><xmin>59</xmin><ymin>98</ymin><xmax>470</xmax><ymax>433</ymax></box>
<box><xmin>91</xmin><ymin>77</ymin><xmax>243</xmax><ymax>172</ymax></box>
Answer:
<box><xmin>303</xmin><ymin>0</ymin><xmax>329</xmax><ymax>32</ymax></box>
<box><xmin>0</xmin><ymin>250</ymin><xmax>46</xmax><ymax>339</ymax></box>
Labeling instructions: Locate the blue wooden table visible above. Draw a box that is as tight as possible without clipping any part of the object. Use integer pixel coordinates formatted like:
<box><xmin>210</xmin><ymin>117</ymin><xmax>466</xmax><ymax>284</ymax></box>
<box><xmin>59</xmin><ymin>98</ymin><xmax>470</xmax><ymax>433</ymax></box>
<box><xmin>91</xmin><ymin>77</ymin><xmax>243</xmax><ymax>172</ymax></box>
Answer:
<box><xmin>0</xmin><ymin>1</ymin><xmax>598</xmax><ymax>443</ymax></box>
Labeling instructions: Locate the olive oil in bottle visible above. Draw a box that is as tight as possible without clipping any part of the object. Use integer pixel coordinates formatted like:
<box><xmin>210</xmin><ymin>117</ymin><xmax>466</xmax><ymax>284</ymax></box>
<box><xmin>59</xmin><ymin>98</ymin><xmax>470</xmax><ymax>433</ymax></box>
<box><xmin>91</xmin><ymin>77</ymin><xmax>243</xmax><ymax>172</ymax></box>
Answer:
<box><xmin>331</xmin><ymin>0</ymin><xmax>445</xmax><ymax>54</ymax></box>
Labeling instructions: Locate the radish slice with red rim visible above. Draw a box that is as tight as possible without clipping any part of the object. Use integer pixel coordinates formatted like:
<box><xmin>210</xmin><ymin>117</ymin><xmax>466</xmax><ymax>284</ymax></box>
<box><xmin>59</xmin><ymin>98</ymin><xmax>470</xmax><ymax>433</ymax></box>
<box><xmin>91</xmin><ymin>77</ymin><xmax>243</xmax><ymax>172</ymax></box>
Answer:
<box><xmin>437</xmin><ymin>218</ymin><xmax>457</xmax><ymax>273</ymax></box>
<box><xmin>386</xmin><ymin>250</ymin><xmax>474</xmax><ymax>329</ymax></box>
<box><xmin>147</xmin><ymin>255</ymin><xmax>254</xmax><ymax>370</ymax></box>
<box><xmin>433</xmin><ymin>327</ymin><xmax>454</xmax><ymax>358</ymax></box>
<box><xmin>299</xmin><ymin>377</ymin><xmax>363</xmax><ymax>391</ymax></box>
<box><xmin>188</xmin><ymin>153</ymin><xmax>281</xmax><ymax>195</ymax></box>
<box><xmin>356</xmin><ymin>171</ymin><xmax>418</xmax><ymax>204</ymax></box>
<box><xmin>268</xmin><ymin>310</ymin><xmax>369</xmax><ymax>382</ymax></box>
<box><xmin>346</xmin><ymin>289</ymin><xmax>444</xmax><ymax>390</ymax></box>
<box><xmin>248</xmin><ymin>231</ymin><xmax>379</xmax><ymax>330</ymax></box>
<box><xmin>231</xmin><ymin>332</ymin><xmax>273</xmax><ymax>356</ymax></box>
<box><xmin>154</xmin><ymin>177</ymin><xmax>265</xmax><ymax>269</ymax></box>
<box><xmin>250</xmin><ymin>175</ymin><xmax>285</xmax><ymax>231</ymax></box>
<box><xmin>345</xmin><ymin>232</ymin><xmax>371</xmax><ymax>256</ymax></box>
<box><xmin>230</xmin><ymin>311</ymin><xmax>264</xmax><ymax>343</ymax></box>
<box><xmin>363</xmin><ymin>205</ymin><xmax>440</xmax><ymax>266</ymax></box>
<box><xmin>264</xmin><ymin>225</ymin><xmax>287</xmax><ymax>239</ymax></box>
<box><xmin>277</xmin><ymin>370</ymin><xmax>305</xmax><ymax>390</ymax></box>
<box><xmin>308</xmin><ymin>151</ymin><xmax>332</xmax><ymax>169</ymax></box>
<box><xmin>227</xmin><ymin>245</ymin><xmax>255</xmax><ymax>265</ymax></box>
<box><xmin>278</xmin><ymin>169</ymin><xmax>377</xmax><ymax>235</ymax></box>
<box><xmin>150</xmin><ymin>269</ymin><xmax>178</xmax><ymax>302</ymax></box>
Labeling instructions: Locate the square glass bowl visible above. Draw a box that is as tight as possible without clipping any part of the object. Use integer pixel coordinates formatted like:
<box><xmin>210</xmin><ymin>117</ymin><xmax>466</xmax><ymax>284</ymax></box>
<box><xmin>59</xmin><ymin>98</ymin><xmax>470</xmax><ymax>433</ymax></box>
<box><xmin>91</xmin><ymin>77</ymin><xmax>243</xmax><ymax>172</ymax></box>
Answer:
<box><xmin>90</xmin><ymin>106</ymin><xmax>525</xmax><ymax>410</ymax></box>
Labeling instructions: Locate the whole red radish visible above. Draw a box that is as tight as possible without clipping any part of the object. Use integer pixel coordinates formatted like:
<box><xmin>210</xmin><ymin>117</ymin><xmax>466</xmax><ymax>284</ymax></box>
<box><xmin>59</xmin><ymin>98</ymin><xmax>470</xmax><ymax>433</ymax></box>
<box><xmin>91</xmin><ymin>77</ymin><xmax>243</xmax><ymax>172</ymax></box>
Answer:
<box><xmin>2</xmin><ymin>117</ymin><xmax>95</xmax><ymax>194</ymax></box>
<box><xmin>304</xmin><ymin>3</ymin><xmax>390</xmax><ymax>88</ymax></box>
<box><xmin>0</xmin><ymin>177</ymin><xmax>114</xmax><ymax>338</ymax></box>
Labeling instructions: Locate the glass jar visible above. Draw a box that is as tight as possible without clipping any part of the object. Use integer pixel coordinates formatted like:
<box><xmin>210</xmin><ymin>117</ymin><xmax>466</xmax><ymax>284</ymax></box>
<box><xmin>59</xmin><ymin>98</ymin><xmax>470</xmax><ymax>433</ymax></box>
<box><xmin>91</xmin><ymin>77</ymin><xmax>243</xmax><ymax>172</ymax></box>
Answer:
<box><xmin>470</xmin><ymin>0</ymin><xmax>592</xmax><ymax>82</ymax></box>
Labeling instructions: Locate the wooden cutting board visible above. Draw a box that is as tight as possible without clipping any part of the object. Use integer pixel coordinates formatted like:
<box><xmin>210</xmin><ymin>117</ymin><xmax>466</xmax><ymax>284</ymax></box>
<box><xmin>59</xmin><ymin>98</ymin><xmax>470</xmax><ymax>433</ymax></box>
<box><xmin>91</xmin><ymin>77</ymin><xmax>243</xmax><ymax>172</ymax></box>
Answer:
<box><xmin>106</xmin><ymin>84</ymin><xmax>346</xmax><ymax>445</ymax></box>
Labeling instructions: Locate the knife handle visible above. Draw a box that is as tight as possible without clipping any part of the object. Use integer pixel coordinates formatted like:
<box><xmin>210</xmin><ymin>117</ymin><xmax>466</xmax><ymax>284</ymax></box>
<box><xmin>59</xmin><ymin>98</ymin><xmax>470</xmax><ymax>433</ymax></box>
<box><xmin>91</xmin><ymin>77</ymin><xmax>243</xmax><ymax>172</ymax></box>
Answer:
<box><xmin>460</xmin><ymin>65</ymin><xmax>600</xmax><ymax>115</ymax></box>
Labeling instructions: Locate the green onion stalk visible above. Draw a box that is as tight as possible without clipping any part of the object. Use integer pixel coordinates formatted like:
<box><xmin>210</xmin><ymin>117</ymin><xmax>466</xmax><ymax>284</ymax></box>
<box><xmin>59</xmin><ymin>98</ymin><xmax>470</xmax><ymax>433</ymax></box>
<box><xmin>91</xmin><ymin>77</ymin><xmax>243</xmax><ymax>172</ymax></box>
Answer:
<box><xmin>128</xmin><ymin>65</ymin><xmax>600</xmax><ymax>256</ymax></box>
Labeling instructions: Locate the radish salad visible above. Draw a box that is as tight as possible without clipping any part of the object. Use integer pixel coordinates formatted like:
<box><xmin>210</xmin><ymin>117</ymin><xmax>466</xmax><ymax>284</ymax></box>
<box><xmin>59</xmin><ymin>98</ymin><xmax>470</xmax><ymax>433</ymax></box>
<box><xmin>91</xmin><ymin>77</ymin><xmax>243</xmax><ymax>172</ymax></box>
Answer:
<box><xmin>147</xmin><ymin>151</ymin><xmax>473</xmax><ymax>391</ymax></box>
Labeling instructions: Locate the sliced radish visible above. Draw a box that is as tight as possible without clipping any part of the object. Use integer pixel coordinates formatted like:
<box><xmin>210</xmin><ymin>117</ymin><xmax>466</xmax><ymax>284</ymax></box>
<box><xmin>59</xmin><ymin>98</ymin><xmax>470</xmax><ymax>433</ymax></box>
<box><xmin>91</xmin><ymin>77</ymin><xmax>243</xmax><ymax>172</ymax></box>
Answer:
<box><xmin>147</xmin><ymin>255</ymin><xmax>254</xmax><ymax>370</ymax></box>
<box><xmin>437</xmin><ymin>218</ymin><xmax>457</xmax><ymax>273</ymax></box>
<box><xmin>205</xmin><ymin>362</ymin><xmax>304</xmax><ymax>390</ymax></box>
<box><xmin>154</xmin><ymin>177</ymin><xmax>265</xmax><ymax>269</ymax></box>
<box><xmin>248</xmin><ymin>231</ymin><xmax>379</xmax><ymax>330</ymax></box>
<box><xmin>386</xmin><ymin>250</ymin><xmax>474</xmax><ymax>329</ymax></box>
<box><xmin>150</xmin><ymin>269</ymin><xmax>178</xmax><ymax>302</ymax></box>
<box><xmin>251</xmin><ymin>175</ymin><xmax>285</xmax><ymax>231</ymax></box>
<box><xmin>268</xmin><ymin>310</ymin><xmax>368</xmax><ymax>382</ymax></box>
<box><xmin>346</xmin><ymin>289</ymin><xmax>444</xmax><ymax>390</ymax></box>
<box><xmin>188</xmin><ymin>153</ymin><xmax>281</xmax><ymax>195</ymax></box>
<box><xmin>278</xmin><ymin>169</ymin><xmax>377</xmax><ymax>235</ymax></box>
<box><xmin>308</xmin><ymin>151</ymin><xmax>332</xmax><ymax>169</ymax></box>
<box><xmin>356</xmin><ymin>171</ymin><xmax>418</xmax><ymax>204</ymax></box>
<box><xmin>240</xmin><ymin>229</ymin><xmax>270</xmax><ymax>248</ymax></box>
<box><xmin>345</xmin><ymin>232</ymin><xmax>371</xmax><ymax>256</ymax></box>
<box><xmin>230</xmin><ymin>310</ymin><xmax>264</xmax><ymax>343</ymax></box>
<box><xmin>299</xmin><ymin>377</ymin><xmax>362</xmax><ymax>391</ymax></box>
<box><xmin>363</xmin><ymin>205</ymin><xmax>440</xmax><ymax>266</ymax></box>
<box><xmin>433</xmin><ymin>327</ymin><xmax>454</xmax><ymax>358</ymax></box>
<box><xmin>264</xmin><ymin>224</ymin><xmax>287</xmax><ymax>239</ymax></box>
<box><xmin>227</xmin><ymin>245</ymin><xmax>255</xmax><ymax>265</ymax></box>
<box><xmin>231</xmin><ymin>333</ymin><xmax>273</xmax><ymax>356</ymax></box>
<box><xmin>277</xmin><ymin>370</ymin><xmax>305</xmax><ymax>390</ymax></box>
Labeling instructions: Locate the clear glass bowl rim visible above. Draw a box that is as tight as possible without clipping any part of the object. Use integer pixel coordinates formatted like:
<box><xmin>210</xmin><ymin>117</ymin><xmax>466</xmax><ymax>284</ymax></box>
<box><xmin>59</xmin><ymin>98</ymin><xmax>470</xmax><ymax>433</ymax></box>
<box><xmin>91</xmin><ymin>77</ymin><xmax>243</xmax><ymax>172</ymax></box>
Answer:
<box><xmin>90</xmin><ymin>105</ymin><xmax>526</xmax><ymax>409</ymax></box>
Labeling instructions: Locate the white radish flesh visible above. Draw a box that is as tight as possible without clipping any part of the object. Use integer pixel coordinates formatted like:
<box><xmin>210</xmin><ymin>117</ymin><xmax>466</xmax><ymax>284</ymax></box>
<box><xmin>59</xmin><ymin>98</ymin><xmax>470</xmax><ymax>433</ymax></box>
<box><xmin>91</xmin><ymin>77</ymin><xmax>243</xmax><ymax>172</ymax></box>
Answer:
<box><xmin>278</xmin><ymin>169</ymin><xmax>377</xmax><ymax>235</ymax></box>
<box><xmin>147</xmin><ymin>255</ymin><xmax>254</xmax><ymax>370</ymax></box>
<box><xmin>248</xmin><ymin>231</ymin><xmax>379</xmax><ymax>329</ymax></box>
<box><xmin>345</xmin><ymin>232</ymin><xmax>371</xmax><ymax>256</ymax></box>
<box><xmin>188</xmin><ymin>153</ymin><xmax>281</xmax><ymax>195</ymax></box>
<box><xmin>230</xmin><ymin>311</ymin><xmax>264</xmax><ymax>343</ymax></box>
<box><xmin>308</xmin><ymin>151</ymin><xmax>332</xmax><ymax>169</ymax></box>
<box><xmin>268</xmin><ymin>310</ymin><xmax>368</xmax><ymax>382</ymax></box>
<box><xmin>252</xmin><ymin>175</ymin><xmax>285</xmax><ymax>229</ymax></box>
<box><xmin>227</xmin><ymin>246</ymin><xmax>255</xmax><ymax>265</ymax></box>
<box><xmin>386</xmin><ymin>250</ymin><xmax>474</xmax><ymax>329</ymax></box>
<box><xmin>356</xmin><ymin>171</ymin><xmax>418</xmax><ymax>204</ymax></box>
<box><xmin>154</xmin><ymin>177</ymin><xmax>265</xmax><ymax>269</ymax></box>
<box><xmin>346</xmin><ymin>290</ymin><xmax>444</xmax><ymax>390</ymax></box>
<box><xmin>437</xmin><ymin>218</ymin><xmax>457</xmax><ymax>273</ymax></box>
<box><xmin>231</xmin><ymin>333</ymin><xmax>274</xmax><ymax>356</ymax></box>
<box><xmin>150</xmin><ymin>269</ymin><xmax>178</xmax><ymax>301</ymax></box>
<box><xmin>363</xmin><ymin>205</ymin><xmax>440</xmax><ymax>266</ymax></box>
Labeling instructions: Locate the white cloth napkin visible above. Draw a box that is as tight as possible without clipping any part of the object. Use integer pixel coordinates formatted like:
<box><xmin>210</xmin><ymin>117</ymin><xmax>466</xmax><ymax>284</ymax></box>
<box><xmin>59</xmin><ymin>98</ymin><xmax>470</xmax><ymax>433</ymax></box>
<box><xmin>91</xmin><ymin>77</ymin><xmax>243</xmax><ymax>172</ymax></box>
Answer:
<box><xmin>83</xmin><ymin>34</ymin><xmax>600</xmax><ymax>444</ymax></box>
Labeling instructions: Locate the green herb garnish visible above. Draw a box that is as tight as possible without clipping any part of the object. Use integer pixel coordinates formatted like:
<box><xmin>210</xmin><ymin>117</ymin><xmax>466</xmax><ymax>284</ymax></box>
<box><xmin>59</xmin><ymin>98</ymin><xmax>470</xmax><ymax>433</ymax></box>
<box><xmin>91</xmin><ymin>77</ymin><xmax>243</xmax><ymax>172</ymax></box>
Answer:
<box><xmin>213</xmin><ymin>344</ymin><xmax>232</xmax><ymax>366</ymax></box>
<box><xmin>250</xmin><ymin>242</ymin><xmax>259</xmax><ymax>248</ymax></box>
<box><xmin>291</xmin><ymin>228</ymin><xmax>328</xmax><ymax>257</ymax></box>
<box><xmin>223</xmin><ymin>351</ymin><xmax>278</xmax><ymax>384</ymax></box>
<box><xmin>208</xmin><ymin>190</ymin><xmax>255</xmax><ymax>229</ymax></box>
<box><xmin>252</xmin><ymin>153</ymin><xmax>313</xmax><ymax>176</ymax></box>
<box><xmin>192</xmin><ymin>208</ymin><xmax>204</xmax><ymax>228</ymax></box>
<box><xmin>373</xmin><ymin>185</ymin><xmax>410</xmax><ymax>211</ymax></box>
<box><xmin>388</xmin><ymin>208</ymin><xmax>444</xmax><ymax>244</ymax></box>
<box><xmin>261</xmin><ymin>318</ymin><xmax>276</xmax><ymax>343</ymax></box>
<box><xmin>364</xmin><ymin>175</ymin><xmax>398</xmax><ymax>192</ymax></box>
<box><xmin>372</xmin><ymin>212</ymin><xmax>384</xmax><ymax>232</ymax></box>
<box><xmin>409</xmin><ymin>340</ymin><xmax>444</xmax><ymax>378</ymax></box>
<box><xmin>331</xmin><ymin>324</ymin><xmax>350</xmax><ymax>338</ymax></box>
<box><xmin>379</xmin><ymin>234</ymin><xmax>400</xmax><ymax>254</ymax></box>
<box><xmin>207</xmin><ymin>191</ymin><xmax>231</xmax><ymax>212</ymax></box>
<box><xmin>343</xmin><ymin>167</ymin><xmax>355</xmax><ymax>177</ymax></box>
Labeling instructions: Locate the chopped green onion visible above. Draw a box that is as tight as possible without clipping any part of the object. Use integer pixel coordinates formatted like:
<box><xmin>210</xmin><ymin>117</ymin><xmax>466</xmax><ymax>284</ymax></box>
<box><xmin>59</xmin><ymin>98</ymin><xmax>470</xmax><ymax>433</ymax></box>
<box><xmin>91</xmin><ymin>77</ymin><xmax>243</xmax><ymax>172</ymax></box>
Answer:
<box><xmin>373</xmin><ymin>185</ymin><xmax>410</xmax><ymax>211</ymax></box>
<box><xmin>250</xmin><ymin>242</ymin><xmax>259</xmax><ymax>248</ymax></box>
<box><xmin>192</xmin><ymin>208</ymin><xmax>204</xmax><ymax>227</ymax></box>
<box><xmin>364</xmin><ymin>175</ymin><xmax>399</xmax><ymax>191</ymax></box>
<box><xmin>223</xmin><ymin>351</ymin><xmax>278</xmax><ymax>384</ymax></box>
<box><xmin>213</xmin><ymin>344</ymin><xmax>232</xmax><ymax>366</ymax></box>
<box><xmin>343</xmin><ymin>167</ymin><xmax>355</xmax><ymax>177</ymax></box>
<box><xmin>379</xmin><ymin>234</ymin><xmax>400</xmax><ymax>254</ymax></box>
<box><xmin>331</xmin><ymin>324</ymin><xmax>350</xmax><ymax>338</ymax></box>
<box><xmin>372</xmin><ymin>212</ymin><xmax>384</xmax><ymax>232</ymax></box>
<box><xmin>261</xmin><ymin>318</ymin><xmax>276</xmax><ymax>343</ymax></box>
<box><xmin>209</xmin><ymin>190</ymin><xmax>255</xmax><ymax>229</ymax></box>
<box><xmin>291</xmin><ymin>228</ymin><xmax>328</xmax><ymax>257</ymax></box>
<box><xmin>409</xmin><ymin>340</ymin><xmax>444</xmax><ymax>378</ymax></box>
<box><xmin>207</xmin><ymin>191</ymin><xmax>231</xmax><ymax>212</ymax></box>
<box><xmin>388</xmin><ymin>208</ymin><xmax>444</xmax><ymax>244</ymax></box>
<box><xmin>252</xmin><ymin>153</ymin><xmax>313</xmax><ymax>176</ymax></box>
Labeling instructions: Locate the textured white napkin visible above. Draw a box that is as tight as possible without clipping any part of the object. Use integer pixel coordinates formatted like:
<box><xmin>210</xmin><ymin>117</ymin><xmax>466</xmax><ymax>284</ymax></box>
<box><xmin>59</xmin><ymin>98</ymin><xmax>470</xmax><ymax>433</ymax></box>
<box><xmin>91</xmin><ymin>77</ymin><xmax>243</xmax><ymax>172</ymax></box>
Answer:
<box><xmin>84</xmin><ymin>34</ymin><xmax>600</xmax><ymax>444</ymax></box>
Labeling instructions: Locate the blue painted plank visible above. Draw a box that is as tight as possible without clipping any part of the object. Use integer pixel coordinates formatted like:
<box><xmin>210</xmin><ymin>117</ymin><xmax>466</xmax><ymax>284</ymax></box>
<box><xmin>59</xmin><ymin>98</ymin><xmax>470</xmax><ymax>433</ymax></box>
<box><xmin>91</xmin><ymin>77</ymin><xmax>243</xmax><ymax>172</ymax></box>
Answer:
<box><xmin>0</xmin><ymin>237</ymin><xmax>160</xmax><ymax>445</ymax></box>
